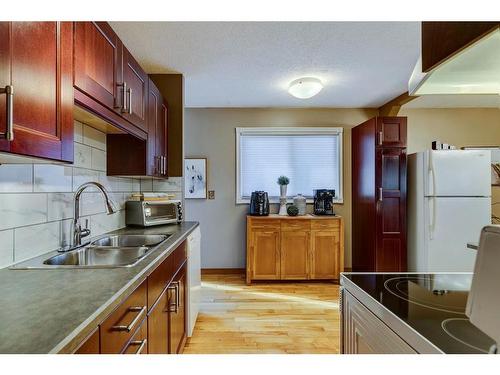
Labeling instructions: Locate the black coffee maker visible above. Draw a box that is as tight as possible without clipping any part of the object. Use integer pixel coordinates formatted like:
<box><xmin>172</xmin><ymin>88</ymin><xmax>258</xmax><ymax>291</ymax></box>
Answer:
<box><xmin>249</xmin><ymin>191</ymin><xmax>269</xmax><ymax>216</ymax></box>
<box><xmin>313</xmin><ymin>189</ymin><xmax>335</xmax><ymax>215</ymax></box>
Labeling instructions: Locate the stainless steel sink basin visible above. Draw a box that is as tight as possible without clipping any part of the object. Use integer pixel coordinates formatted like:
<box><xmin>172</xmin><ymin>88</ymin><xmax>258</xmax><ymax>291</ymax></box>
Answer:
<box><xmin>90</xmin><ymin>234</ymin><xmax>168</xmax><ymax>248</ymax></box>
<box><xmin>43</xmin><ymin>246</ymin><xmax>150</xmax><ymax>267</ymax></box>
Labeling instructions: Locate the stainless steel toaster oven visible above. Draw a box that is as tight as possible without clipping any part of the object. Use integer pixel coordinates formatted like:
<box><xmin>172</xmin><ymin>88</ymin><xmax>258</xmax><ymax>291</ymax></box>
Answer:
<box><xmin>126</xmin><ymin>200</ymin><xmax>182</xmax><ymax>227</ymax></box>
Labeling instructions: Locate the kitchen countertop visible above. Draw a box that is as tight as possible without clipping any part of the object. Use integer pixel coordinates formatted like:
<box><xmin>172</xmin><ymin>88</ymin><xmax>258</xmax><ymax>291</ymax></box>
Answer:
<box><xmin>0</xmin><ymin>221</ymin><xmax>199</xmax><ymax>354</ymax></box>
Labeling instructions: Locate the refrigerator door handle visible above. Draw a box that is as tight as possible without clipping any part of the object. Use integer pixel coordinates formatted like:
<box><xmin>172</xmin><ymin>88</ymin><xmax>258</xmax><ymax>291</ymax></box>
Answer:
<box><xmin>428</xmin><ymin>151</ymin><xmax>436</xmax><ymax>196</ymax></box>
<box><xmin>429</xmin><ymin>196</ymin><xmax>436</xmax><ymax>240</ymax></box>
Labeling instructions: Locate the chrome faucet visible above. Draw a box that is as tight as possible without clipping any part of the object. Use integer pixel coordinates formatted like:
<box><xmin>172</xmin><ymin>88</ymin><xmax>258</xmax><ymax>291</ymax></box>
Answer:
<box><xmin>69</xmin><ymin>182</ymin><xmax>117</xmax><ymax>249</ymax></box>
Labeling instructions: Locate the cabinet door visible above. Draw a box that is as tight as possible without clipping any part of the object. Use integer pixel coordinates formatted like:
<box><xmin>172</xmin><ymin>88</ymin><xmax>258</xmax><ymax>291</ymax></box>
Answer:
<box><xmin>169</xmin><ymin>263</ymin><xmax>187</xmax><ymax>354</ymax></box>
<box><xmin>146</xmin><ymin>79</ymin><xmax>168</xmax><ymax>178</ymax></box>
<box><xmin>0</xmin><ymin>22</ymin><xmax>74</xmax><ymax>161</ymax></box>
<box><xmin>74</xmin><ymin>328</ymin><xmax>100</xmax><ymax>354</ymax></box>
<box><xmin>74</xmin><ymin>22</ymin><xmax>122</xmax><ymax>112</ymax></box>
<box><xmin>376</xmin><ymin>117</ymin><xmax>407</xmax><ymax>147</ymax></box>
<box><xmin>375</xmin><ymin>148</ymin><xmax>407</xmax><ymax>272</ymax></box>
<box><xmin>147</xmin><ymin>287</ymin><xmax>169</xmax><ymax>354</ymax></box>
<box><xmin>280</xmin><ymin>230</ymin><xmax>309</xmax><ymax>279</ymax></box>
<box><xmin>122</xmin><ymin>47</ymin><xmax>148</xmax><ymax>132</ymax></box>
<box><xmin>341</xmin><ymin>289</ymin><xmax>416</xmax><ymax>354</ymax></box>
<box><xmin>250</xmin><ymin>229</ymin><xmax>280</xmax><ymax>280</ymax></box>
<box><xmin>158</xmin><ymin>101</ymin><xmax>168</xmax><ymax>176</ymax></box>
<box><xmin>310</xmin><ymin>230</ymin><xmax>340</xmax><ymax>279</ymax></box>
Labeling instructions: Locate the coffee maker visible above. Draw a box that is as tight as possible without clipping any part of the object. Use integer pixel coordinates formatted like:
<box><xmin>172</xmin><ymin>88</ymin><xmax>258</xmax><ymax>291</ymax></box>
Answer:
<box><xmin>313</xmin><ymin>189</ymin><xmax>335</xmax><ymax>215</ymax></box>
<box><xmin>249</xmin><ymin>191</ymin><xmax>270</xmax><ymax>216</ymax></box>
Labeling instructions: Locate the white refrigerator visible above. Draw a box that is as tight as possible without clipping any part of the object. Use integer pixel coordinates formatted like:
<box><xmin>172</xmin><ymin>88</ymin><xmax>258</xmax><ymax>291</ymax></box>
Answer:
<box><xmin>408</xmin><ymin>150</ymin><xmax>491</xmax><ymax>272</ymax></box>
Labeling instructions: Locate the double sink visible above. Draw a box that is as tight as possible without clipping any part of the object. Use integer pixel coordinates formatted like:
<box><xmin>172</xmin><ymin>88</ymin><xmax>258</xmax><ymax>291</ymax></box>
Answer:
<box><xmin>15</xmin><ymin>234</ymin><xmax>169</xmax><ymax>269</ymax></box>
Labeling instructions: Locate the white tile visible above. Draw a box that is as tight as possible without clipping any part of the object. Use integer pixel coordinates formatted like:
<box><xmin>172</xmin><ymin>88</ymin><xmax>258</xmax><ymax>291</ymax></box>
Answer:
<box><xmin>14</xmin><ymin>221</ymin><xmax>60</xmax><ymax>262</ymax></box>
<box><xmin>119</xmin><ymin>178</ymin><xmax>139</xmax><ymax>193</ymax></box>
<box><xmin>74</xmin><ymin>142</ymin><xmax>92</xmax><ymax>169</ymax></box>
<box><xmin>34</xmin><ymin>165</ymin><xmax>72</xmax><ymax>192</ymax></box>
<box><xmin>0</xmin><ymin>194</ymin><xmax>47</xmax><ymax>231</ymax></box>
<box><xmin>99</xmin><ymin>172</ymin><xmax>121</xmax><ymax>192</ymax></box>
<box><xmin>91</xmin><ymin>148</ymin><xmax>106</xmax><ymax>172</ymax></box>
<box><xmin>110</xmin><ymin>192</ymin><xmax>127</xmax><ymax>210</ymax></box>
<box><xmin>74</xmin><ymin>120</ymin><xmax>84</xmax><ymax>144</ymax></box>
<box><xmin>0</xmin><ymin>230</ymin><xmax>14</xmax><ymax>269</ymax></box>
<box><xmin>153</xmin><ymin>177</ymin><xmax>182</xmax><ymax>192</ymax></box>
<box><xmin>90</xmin><ymin>211</ymin><xmax>125</xmax><ymax>237</ymax></box>
<box><xmin>80</xmin><ymin>192</ymin><xmax>107</xmax><ymax>216</ymax></box>
<box><xmin>47</xmin><ymin>193</ymin><xmax>74</xmax><ymax>221</ymax></box>
<box><xmin>0</xmin><ymin>164</ymin><xmax>33</xmax><ymax>192</ymax></box>
<box><xmin>73</xmin><ymin>168</ymin><xmax>99</xmax><ymax>192</ymax></box>
<box><xmin>140</xmin><ymin>178</ymin><xmax>153</xmax><ymax>192</ymax></box>
<box><xmin>83</xmin><ymin>125</ymin><xmax>106</xmax><ymax>151</ymax></box>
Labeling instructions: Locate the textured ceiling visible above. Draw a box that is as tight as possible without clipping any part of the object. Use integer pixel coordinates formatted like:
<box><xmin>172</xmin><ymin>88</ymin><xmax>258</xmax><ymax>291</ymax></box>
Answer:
<box><xmin>110</xmin><ymin>22</ymin><xmax>421</xmax><ymax>108</ymax></box>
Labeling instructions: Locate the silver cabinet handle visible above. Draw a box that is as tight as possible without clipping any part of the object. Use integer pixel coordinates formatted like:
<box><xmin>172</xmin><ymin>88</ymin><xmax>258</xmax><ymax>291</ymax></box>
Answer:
<box><xmin>112</xmin><ymin>306</ymin><xmax>146</xmax><ymax>332</ymax></box>
<box><xmin>0</xmin><ymin>85</ymin><xmax>14</xmax><ymax>141</ymax></box>
<box><xmin>378</xmin><ymin>187</ymin><xmax>383</xmax><ymax>202</ymax></box>
<box><xmin>125</xmin><ymin>339</ymin><xmax>147</xmax><ymax>354</ymax></box>
<box><xmin>117</xmin><ymin>82</ymin><xmax>127</xmax><ymax>113</ymax></box>
<box><xmin>128</xmin><ymin>87</ymin><xmax>133</xmax><ymax>115</ymax></box>
<box><xmin>378</xmin><ymin>131</ymin><xmax>383</xmax><ymax>146</ymax></box>
<box><xmin>168</xmin><ymin>282</ymin><xmax>179</xmax><ymax>313</ymax></box>
<box><xmin>162</xmin><ymin>156</ymin><xmax>166</xmax><ymax>175</ymax></box>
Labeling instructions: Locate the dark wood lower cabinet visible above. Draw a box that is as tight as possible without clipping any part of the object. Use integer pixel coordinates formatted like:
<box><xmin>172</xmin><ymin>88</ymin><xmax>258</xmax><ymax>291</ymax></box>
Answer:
<box><xmin>169</xmin><ymin>262</ymin><xmax>187</xmax><ymax>354</ymax></box>
<box><xmin>74</xmin><ymin>241</ymin><xmax>187</xmax><ymax>355</ymax></box>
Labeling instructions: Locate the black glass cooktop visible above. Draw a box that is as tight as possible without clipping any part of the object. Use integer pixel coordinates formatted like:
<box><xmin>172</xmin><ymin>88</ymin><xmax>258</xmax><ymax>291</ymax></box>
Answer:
<box><xmin>343</xmin><ymin>273</ymin><xmax>496</xmax><ymax>354</ymax></box>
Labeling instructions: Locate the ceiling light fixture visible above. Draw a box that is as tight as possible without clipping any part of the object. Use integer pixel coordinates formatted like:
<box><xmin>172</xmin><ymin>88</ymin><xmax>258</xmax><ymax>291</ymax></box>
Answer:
<box><xmin>288</xmin><ymin>77</ymin><xmax>323</xmax><ymax>99</ymax></box>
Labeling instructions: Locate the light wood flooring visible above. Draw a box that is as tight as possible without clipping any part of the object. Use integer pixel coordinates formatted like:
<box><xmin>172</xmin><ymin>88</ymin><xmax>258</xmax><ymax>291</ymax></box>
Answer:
<box><xmin>184</xmin><ymin>273</ymin><xmax>340</xmax><ymax>354</ymax></box>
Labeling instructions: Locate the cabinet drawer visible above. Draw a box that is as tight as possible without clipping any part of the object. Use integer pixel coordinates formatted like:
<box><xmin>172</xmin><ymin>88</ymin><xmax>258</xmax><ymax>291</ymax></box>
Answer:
<box><xmin>281</xmin><ymin>220</ymin><xmax>311</xmax><ymax>231</ymax></box>
<box><xmin>248</xmin><ymin>219</ymin><xmax>281</xmax><ymax>230</ymax></box>
<box><xmin>147</xmin><ymin>255</ymin><xmax>174</xmax><ymax>310</ymax></box>
<box><xmin>100</xmin><ymin>282</ymin><xmax>147</xmax><ymax>354</ymax></box>
<box><xmin>121</xmin><ymin>319</ymin><xmax>148</xmax><ymax>354</ymax></box>
<box><xmin>172</xmin><ymin>240</ymin><xmax>187</xmax><ymax>272</ymax></box>
<box><xmin>311</xmin><ymin>219</ymin><xmax>340</xmax><ymax>230</ymax></box>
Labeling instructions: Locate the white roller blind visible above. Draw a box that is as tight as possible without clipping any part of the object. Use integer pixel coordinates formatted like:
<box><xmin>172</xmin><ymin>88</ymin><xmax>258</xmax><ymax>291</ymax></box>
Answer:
<box><xmin>237</xmin><ymin>128</ymin><xmax>343</xmax><ymax>202</ymax></box>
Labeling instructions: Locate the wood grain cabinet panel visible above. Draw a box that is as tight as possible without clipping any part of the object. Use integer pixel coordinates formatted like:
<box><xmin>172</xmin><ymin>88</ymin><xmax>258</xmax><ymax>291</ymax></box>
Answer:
<box><xmin>376</xmin><ymin>117</ymin><xmax>407</xmax><ymax>148</ymax></box>
<box><xmin>147</xmin><ymin>287</ymin><xmax>169</xmax><ymax>354</ymax></box>
<box><xmin>246</xmin><ymin>216</ymin><xmax>344</xmax><ymax>284</ymax></box>
<box><xmin>100</xmin><ymin>282</ymin><xmax>147</xmax><ymax>354</ymax></box>
<box><xmin>310</xmin><ymin>231</ymin><xmax>341</xmax><ymax>280</ymax></box>
<box><xmin>122</xmin><ymin>47</ymin><xmax>148</xmax><ymax>132</ymax></box>
<box><xmin>121</xmin><ymin>319</ymin><xmax>148</xmax><ymax>354</ymax></box>
<box><xmin>0</xmin><ymin>22</ymin><xmax>73</xmax><ymax>161</ymax></box>
<box><xmin>169</xmin><ymin>263</ymin><xmax>187</xmax><ymax>354</ymax></box>
<box><xmin>280</xmin><ymin>230</ymin><xmax>309</xmax><ymax>279</ymax></box>
<box><xmin>74</xmin><ymin>328</ymin><xmax>100</xmax><ymax>354</ymax></box>
<box><xmin>74</xmin><ymin>22</ymin><xmax>121</xmax><ymax>112</ymax></box>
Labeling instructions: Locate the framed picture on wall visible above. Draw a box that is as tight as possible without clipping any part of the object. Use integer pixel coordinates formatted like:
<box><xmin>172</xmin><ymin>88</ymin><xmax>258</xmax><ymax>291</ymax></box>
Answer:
<box><xmin>185</xmin><ymin>158</ymin><xmax>208</xmax><ymax>199</ymax></box>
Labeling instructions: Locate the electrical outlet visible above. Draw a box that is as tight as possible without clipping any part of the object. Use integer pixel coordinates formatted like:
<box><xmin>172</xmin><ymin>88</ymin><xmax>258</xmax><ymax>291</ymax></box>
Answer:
<box><xmin>208</xmin><ymin>190</ymin><xmax>215</xmax><ymax>200</ymax></box>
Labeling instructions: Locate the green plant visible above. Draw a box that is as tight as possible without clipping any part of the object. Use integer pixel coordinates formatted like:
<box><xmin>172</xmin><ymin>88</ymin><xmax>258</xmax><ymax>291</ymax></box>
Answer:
<box><xmin>287</xmin><ymin>205</ymin><xmax>299</xmax><ymax>216</ymax></box>
<box><xmin>277</xmin><ymin>175</ymin><xmax>290</xmax><ymax>185</ymax></box>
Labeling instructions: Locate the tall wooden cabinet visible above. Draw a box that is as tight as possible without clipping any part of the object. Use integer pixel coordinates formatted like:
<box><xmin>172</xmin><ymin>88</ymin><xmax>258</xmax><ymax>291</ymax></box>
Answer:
<box><xmin>351</xmin><ymin>116</ymin><xmax>407</xmax><ymax>272</ymax></box>
<box><xmin>0</xmin><ymin>22</ymin><xmax>74</xmax><ymax>162</ymax></box>
<box><xmin>246</xmin><ymin>215</ymin><xmax>344</xmax><ymax>284</ymax></box>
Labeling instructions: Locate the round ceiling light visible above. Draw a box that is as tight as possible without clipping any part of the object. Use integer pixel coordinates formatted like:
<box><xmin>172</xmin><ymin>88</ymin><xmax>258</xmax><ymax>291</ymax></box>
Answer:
<box><xmin>288</xmin><ymin>77</ymin><xmax>323</xmax><ymax>99</ymax></box>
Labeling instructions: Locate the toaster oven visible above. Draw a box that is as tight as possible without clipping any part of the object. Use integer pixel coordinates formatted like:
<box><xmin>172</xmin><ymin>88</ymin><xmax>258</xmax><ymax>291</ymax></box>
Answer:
<box><xmin>126</xmin><ymin>200</ymin><xmax>183</xmax><ymax>227</ymax></box>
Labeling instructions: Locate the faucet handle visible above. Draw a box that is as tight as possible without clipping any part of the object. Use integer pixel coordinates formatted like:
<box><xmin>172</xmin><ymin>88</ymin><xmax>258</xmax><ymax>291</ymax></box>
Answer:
<box><xmin>81</xmin><ymin>218</ymin><xmax>91</xmax><ymax>239</ymax></box>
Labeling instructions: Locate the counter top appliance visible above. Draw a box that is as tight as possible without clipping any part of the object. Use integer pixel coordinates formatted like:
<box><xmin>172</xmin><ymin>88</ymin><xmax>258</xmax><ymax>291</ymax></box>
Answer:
<box><xmin>313</xmin><ymin>189</ymin><xmax>335</xmax><ymax>215</ymax></box>
<box><xmin>249</xmin><ymin>191</ymin><xmax>269</xmax><ymax>216</ymax></box>
<box><xmin>126</xmin><ymin>200</ymin><xmax>182</xmax><ymax>227</ymax></box>
<box><xmin>341</xmin><ymin>272</ymin><xmax>496</xmax><ymax>354</ymax></box>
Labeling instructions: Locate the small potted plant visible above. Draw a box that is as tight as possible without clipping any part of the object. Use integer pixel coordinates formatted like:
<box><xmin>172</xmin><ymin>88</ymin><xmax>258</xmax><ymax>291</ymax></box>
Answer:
<box><xmin>277</xmin><ymin>175</ymin><xmax>290</xmax><ymax>216</ymax></box>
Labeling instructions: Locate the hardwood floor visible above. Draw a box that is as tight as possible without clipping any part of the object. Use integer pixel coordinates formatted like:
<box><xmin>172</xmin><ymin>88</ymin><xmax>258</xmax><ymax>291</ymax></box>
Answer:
<box><xmin>184</xmin><ymin>273</ymin><xmax>340</xmax><ymax>354</ymax></box>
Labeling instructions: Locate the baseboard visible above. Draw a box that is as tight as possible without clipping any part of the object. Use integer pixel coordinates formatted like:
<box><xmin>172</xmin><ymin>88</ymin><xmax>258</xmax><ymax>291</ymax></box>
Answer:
<box><xmin>201</xmin><ymin>268</ymin><xmax>246</xmax><ymax>275</ymax></box>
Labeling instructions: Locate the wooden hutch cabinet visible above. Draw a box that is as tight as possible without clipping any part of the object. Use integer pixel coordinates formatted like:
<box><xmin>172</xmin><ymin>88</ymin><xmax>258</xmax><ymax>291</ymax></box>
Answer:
<box><xmin>351</xmin><ymin>116</ymin><xmax>407</xmax><ymax>272</ymax></box>
<box><xmin>246</xmin><ymin>215</ymin><xmax>344</xmax><ymax>284</ymax></box>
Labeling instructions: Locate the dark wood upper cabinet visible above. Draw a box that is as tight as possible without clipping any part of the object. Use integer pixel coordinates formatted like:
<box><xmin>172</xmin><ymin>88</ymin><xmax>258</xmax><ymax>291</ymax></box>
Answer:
<box><xmin>122</xmin><ymin>47</ymin><xmax>148</xmax><ymax>132</ymax></box>
<box><xmin>421</xmin><ymin>22</ymin><xmax>499</xmax><ymax>72</ymax></box>
<box><xmin>0</xmin><ymin>22</ymin><xmax>74</xmax><ymax>162</ymax></box>
<box><xmin>352</xmin><ymin>117</ymin><xmax>407</xmax><ymax>272</ymax></box>
<box><xmin>376</xmin><ymin>117</ymin><xmax>407</xmax><ymax>148</ymax></box>
<box><xmin>74</xmin><ymin>22</ymin><xmax>122</xmax><ymax>112</ymax></box>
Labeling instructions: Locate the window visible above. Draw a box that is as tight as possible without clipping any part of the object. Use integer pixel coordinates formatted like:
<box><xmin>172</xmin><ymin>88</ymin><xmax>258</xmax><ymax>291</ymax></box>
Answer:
<box><xmin>236</xmin><ymin>127</ymin><xmax>343</xmax><ymax>204</ymax></box>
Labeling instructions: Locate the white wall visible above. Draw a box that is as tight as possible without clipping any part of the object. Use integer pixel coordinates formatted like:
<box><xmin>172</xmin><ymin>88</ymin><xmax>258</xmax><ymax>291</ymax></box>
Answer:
<box><xmin>0</xmin><ymin>121</ymin><xmax>182</xmax><ymax>268</ymax></box>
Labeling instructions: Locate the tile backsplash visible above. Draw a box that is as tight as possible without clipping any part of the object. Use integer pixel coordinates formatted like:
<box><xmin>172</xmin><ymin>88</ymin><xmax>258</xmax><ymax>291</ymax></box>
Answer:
<box><xmin>0</xmin><ymin>121</ymin><xmax>182</xmax><ymax>268</ymax></box>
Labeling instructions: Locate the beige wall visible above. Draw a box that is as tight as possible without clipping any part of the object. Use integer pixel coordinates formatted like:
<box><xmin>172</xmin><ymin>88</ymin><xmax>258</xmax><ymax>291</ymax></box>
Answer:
<box><xmin>185</xmin><ymin>107</ymin><xmax>500</xmax><ymax>269</ymax></box>
<box><xmin>184</xmin><ymin>108</ymin><xmax>377</xmax><ymax>269</ymax></box>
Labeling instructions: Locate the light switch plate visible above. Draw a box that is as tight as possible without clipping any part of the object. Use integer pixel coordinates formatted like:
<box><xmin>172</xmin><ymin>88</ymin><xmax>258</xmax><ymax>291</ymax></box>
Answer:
<box><xmin>208</xmin><ymin>190</ymin><xmax>215</xmax><ymax>199</ymax></box>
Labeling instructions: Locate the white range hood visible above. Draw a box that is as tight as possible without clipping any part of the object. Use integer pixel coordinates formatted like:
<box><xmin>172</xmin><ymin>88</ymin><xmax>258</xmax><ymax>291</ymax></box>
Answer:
<box><xmin>409</xmin><ymin>28</ymin><xmax>500</xmax><ymax>96</ymax></box>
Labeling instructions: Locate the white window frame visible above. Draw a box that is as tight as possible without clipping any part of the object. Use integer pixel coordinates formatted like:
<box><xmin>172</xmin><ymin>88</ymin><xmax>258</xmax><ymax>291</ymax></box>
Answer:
<box><xmin>235</xmin><ymin>127</ymin><xmax>343</xmax><ymax>204</ymax></box>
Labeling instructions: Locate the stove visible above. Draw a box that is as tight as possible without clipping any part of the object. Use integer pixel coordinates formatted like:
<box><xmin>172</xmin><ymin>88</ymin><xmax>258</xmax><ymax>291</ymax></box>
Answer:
<box><xmin>342</xmin><ymin>273</ymin><xmax>496</xmax><ymax>354</ymax></box>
